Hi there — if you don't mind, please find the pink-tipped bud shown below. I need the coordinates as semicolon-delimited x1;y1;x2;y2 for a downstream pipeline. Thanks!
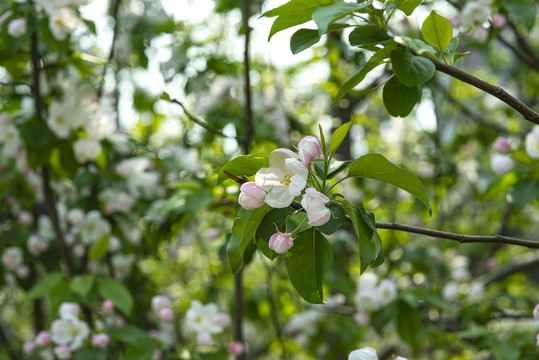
35;331;51;347
269;233;294;254
228;341;246;356
8;18;26;38
105;203;115;214
492;14;506;29
151;295;171;313
533;304;539;321
492;137;510;153
238;182;266;210
301;187;331;226
54;345;72;359
23;341;37;355
215;313;231;328
354;311;370;327
298;136;322;166
92;333;110;348
159;308;174;323
197;332;213;347
102;299;114;314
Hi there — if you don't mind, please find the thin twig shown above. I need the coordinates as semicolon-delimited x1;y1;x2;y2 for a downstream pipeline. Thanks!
262;259;287;359
426;54;539;125
497;35;539;72
169;98;237;139
506;20;539;69
30;30;77;278
486;255;539;285
97;0;122;99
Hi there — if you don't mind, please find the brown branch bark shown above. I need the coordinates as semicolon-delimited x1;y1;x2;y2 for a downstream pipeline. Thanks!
30;30;77;278
98;0;122;99
427;55;539;125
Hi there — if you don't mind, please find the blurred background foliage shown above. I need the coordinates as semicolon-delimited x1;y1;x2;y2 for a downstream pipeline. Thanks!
0;0;538;359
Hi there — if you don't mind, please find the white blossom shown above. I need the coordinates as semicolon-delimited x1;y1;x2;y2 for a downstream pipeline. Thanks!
185;300;224;334
73;138;102;163
47;100;79;138
78;211;111;245
490;154;514;175
51;314;89;350
49;7;79;41
525;126;539;159
1;247;23;270
8;18;26;38
0;124;23;158
349;347;378;360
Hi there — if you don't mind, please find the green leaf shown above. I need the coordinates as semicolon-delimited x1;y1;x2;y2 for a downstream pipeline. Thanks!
227;206;268;274
483;172;518;201
217;153;269;185
421;10;452;54
403;38;439;57
329;121;352;154
316;203;345;235
348;25;392;47
382;75;422;117
26;272;64;301
334;43;395;105
109;325;152;344
290;29;321;54
312;0;374;35
285;228;333;304
70;275;95;299
347;153;431;214
443;37;458;57
261;0;335;40
390;47;435;86
255;207;296;260
319;124;327;155
397;300;422;349
96;277;134;316
504;0;536;31
89;236;109;262
491;341;521;360
396;0;422;16
512;180;539;209
72;348;107;360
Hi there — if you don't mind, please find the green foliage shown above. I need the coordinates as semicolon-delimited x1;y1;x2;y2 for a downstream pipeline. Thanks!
348;25;392;47
25;272;64;301
390;47;436;86
329;121;351;154
347;153;431;213
503;0;537;31
96;277;134;316
290;29;321;54
70;274;95;299
285;228;333;304
89;236;109;262
217;154;269;184
312;0;373;35
421;11;453;55
382;75;422;117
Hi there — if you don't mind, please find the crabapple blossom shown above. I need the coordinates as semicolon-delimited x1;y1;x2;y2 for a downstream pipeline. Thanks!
18;210;34;226
255;148;308;208
15;264;30;279
492;14;506;29
214;313;231;328
461;0;492;27
492;137;510;153
151;295;172;314
349;347;378;360
102;299;114;314
159;308;174;323
196;332;213;347
2;247;23;270
185;300;223;334
51;314;89;350
8;18;26;37
54;344;72;359
490;154;514;175
49;7;79;41
228;341;246;356
298;135;322;166
354;311;370;326
35;331;52;347
73;138;102;163
269;233;294;254
59;303;80;318
91;333;110;348
301;188;331;226
78;211;111;245
525;126;539;159
28;235;49;256
395;357;408;360
46;101;79;139
238;182;266;210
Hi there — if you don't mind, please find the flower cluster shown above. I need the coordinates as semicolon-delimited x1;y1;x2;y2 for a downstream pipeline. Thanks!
533;304;539;347
185;300;231;346
348;347;407;360
353;272;398;313
238;136;330;254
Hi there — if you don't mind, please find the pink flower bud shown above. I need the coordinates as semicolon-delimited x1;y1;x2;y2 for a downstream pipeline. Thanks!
23;341;37;355
533;304;539;321
492;137;510;153
269;233;294;254
238;182;266;210
159;308;174;323
197;332;213;347
228;341;246;356
206;228;219;240
92;333;110;348
215;313;231;328
102;299;114;314
395;357;408;360
490;154;514;175
15;265;30;279
301;188;331;226
151;295;171;313
354;311;370;326
73;243;86;258
105;203;115;214
492;14;506;29
298;136;322;166
18;211;34;226
54;345;72;359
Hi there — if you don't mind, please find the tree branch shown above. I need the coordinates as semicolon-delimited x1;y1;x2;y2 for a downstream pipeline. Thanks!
169;98;237;139
97;0;122;99
426;55;539;125
30;29;77;278
486;255;539;285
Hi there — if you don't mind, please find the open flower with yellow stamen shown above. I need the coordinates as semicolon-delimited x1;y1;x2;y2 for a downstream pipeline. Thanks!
255;148;308;208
